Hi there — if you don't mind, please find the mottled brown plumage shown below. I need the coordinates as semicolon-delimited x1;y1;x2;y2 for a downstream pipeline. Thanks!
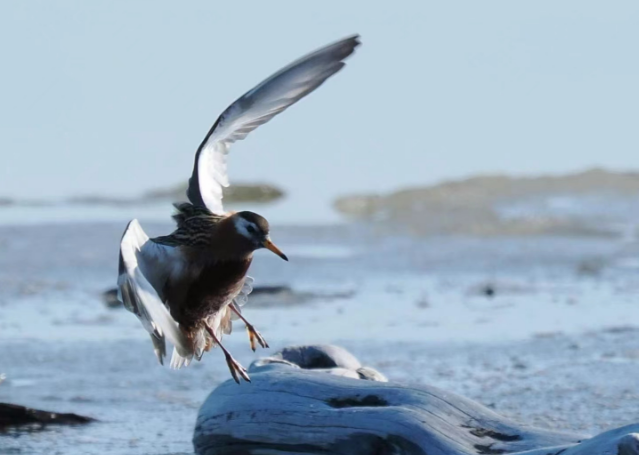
165;246;251;329
151;203;280;381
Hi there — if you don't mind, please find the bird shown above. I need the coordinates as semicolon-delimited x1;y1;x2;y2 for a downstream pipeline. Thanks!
117;35;360;383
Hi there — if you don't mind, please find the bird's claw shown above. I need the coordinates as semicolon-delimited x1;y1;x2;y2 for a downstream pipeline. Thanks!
246;324;269;351
225;353;251;384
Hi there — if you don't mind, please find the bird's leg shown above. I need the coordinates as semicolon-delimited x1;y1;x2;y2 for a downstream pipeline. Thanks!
230;303;269;351
204;323;250;384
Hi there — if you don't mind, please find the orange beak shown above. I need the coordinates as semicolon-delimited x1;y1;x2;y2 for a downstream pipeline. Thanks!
263;238;288;261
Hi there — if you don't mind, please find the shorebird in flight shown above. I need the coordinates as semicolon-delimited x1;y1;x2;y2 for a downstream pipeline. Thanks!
117;35;360;383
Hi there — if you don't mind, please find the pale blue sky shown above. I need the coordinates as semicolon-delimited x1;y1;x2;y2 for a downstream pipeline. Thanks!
0;1;637;211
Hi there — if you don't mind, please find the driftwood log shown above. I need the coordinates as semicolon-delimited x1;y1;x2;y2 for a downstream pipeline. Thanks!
194;345;638;455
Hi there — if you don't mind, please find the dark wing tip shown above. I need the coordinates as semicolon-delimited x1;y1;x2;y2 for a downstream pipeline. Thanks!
328;34;361;61
337;33;361;46
347;34;362;47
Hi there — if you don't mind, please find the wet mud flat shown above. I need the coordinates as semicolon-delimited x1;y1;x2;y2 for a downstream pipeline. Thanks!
0;222;637;454
0;328;637;455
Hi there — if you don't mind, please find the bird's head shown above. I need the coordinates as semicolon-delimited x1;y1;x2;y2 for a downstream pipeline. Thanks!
231;211;288;261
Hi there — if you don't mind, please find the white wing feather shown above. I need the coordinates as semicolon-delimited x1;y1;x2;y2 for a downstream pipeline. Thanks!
187;35;360;214
117;220;192;363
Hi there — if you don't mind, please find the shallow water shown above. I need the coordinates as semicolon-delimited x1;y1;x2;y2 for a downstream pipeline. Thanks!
0;221;637;454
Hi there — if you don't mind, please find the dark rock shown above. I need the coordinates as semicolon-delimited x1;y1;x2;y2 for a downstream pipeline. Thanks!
247;286;355;309
102;285;354;309
0;402;95;429
102;288;121;308
248;285;291;295
483;284;496;297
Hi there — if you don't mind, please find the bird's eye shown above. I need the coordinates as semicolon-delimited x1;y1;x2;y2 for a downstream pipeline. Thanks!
247;225;256;235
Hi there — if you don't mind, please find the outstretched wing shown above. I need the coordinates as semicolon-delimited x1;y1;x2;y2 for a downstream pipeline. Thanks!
187;34;361;214
117;219;192;364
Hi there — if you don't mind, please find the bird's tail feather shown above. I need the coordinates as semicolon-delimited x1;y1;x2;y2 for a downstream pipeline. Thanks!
170;348;192;369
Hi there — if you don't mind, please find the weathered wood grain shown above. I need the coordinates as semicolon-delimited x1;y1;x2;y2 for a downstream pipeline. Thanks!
193;345;638;455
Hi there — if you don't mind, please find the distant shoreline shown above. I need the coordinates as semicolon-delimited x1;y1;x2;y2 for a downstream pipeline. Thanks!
1;169;637;237
333;168;638;237
0;182;285;208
